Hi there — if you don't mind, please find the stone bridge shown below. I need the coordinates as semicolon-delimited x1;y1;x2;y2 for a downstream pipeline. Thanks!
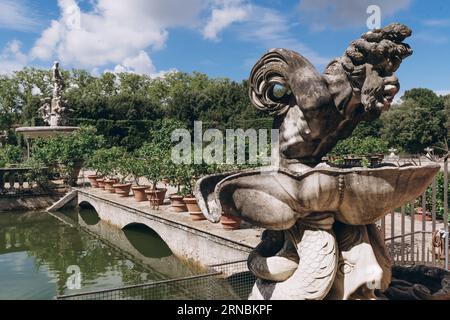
68;187;261;266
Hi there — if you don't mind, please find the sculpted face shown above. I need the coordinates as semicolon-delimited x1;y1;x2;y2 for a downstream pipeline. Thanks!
361;68;399;112
341;24;412;113
249;23;412;163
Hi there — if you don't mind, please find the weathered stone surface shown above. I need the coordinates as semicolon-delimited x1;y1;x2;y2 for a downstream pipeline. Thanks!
75;187;262;266
195;24;443;300
15;62;78;139
0;194;63;212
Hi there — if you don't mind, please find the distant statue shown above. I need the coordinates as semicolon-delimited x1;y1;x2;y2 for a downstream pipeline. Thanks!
52;61;65;99
39;61;70;126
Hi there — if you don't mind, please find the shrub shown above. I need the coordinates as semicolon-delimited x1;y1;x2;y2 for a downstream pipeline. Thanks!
330;136;389;156
0;145;23;166
33;125;104;185
137;142;171;190
86;147;125;179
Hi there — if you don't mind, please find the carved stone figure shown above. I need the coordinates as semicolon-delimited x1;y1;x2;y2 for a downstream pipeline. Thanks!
38;98;51;125
38;61;69;126
195;24;441;300
52;61;65;99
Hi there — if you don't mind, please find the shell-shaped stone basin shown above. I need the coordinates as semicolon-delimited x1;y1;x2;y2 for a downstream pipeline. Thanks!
195;163;440;229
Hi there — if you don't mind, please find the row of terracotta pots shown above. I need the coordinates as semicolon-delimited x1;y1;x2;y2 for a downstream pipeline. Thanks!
87;174;241;230
178;197;242;229
89;175;167;204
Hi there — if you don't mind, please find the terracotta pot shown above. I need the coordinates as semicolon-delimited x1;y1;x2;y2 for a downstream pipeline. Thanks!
68;161;84;186
169;194;187;212
96;178;105;189
183;196;205;221
415;208;432;221
88;175;99;187
104;179;118;193
131;185;150;202
113;183;132;197
145;188;167;206
220;214;241;230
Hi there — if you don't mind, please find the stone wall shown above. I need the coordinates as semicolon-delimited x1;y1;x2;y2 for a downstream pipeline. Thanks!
0;193;64;212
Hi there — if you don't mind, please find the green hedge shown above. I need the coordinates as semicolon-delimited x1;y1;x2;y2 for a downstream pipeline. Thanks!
68;118;156;150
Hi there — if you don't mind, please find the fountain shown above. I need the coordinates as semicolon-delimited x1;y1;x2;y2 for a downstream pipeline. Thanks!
195;24;449;300
15;62;79;149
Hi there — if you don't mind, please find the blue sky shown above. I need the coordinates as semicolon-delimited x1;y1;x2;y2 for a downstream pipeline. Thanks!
0;0;449;96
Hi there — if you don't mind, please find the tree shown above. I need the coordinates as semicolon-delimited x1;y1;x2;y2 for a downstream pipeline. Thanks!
381;89;446;154
444;94;450;139
331;136;389;156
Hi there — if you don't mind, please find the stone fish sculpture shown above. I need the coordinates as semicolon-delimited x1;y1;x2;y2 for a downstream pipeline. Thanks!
195;24;442;300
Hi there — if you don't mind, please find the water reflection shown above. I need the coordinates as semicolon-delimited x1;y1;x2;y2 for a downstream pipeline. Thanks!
78;207;100;226
0;208;203;300
123;224;172;259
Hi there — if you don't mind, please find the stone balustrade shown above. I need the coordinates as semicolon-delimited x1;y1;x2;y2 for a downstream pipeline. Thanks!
0;167;49;194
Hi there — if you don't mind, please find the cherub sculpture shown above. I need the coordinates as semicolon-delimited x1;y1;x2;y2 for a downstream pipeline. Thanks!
195;24;440;300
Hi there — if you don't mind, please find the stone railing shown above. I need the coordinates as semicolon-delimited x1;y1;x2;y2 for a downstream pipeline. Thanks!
0;167;49;195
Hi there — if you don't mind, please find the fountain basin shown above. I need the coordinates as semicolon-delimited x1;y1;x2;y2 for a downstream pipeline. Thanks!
195;163;440;229
15;126;79;139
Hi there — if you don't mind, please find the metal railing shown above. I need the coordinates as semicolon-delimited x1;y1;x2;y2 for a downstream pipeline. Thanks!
56;260;255;300
379;157;449;270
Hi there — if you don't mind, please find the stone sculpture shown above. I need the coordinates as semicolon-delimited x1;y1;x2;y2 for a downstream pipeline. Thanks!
39;61;70;126
195;24;442;300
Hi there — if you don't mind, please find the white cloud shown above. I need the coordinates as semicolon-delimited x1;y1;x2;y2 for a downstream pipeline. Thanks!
203;2;249;40
30;0;205;74
435;90;450;97
0;0;40;31
31;85;42;96
5;0;330;76
201;1;329;66
237;5;330;66
0;40;28;74
110;51;156;75
298;0;412;31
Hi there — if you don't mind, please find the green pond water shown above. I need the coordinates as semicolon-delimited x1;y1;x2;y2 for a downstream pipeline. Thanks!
0;207;206;300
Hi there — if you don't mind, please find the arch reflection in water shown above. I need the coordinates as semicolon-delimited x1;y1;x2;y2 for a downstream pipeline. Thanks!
123;224;172;259
78;204;100;226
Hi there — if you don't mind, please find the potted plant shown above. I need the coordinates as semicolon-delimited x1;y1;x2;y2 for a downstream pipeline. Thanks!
126;156;150;202
138;142;168;207
165;163;188;212
415;207;432;221
181;162;211;221
113;153;133;197
33;125;105;187
88;147;123;193
85;150;104;188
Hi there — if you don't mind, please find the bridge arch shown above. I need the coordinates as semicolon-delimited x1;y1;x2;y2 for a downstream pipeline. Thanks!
75;190;252;264
122;223;172;258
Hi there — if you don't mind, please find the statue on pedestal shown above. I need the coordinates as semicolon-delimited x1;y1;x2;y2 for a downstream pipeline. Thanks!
39;61;70;126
